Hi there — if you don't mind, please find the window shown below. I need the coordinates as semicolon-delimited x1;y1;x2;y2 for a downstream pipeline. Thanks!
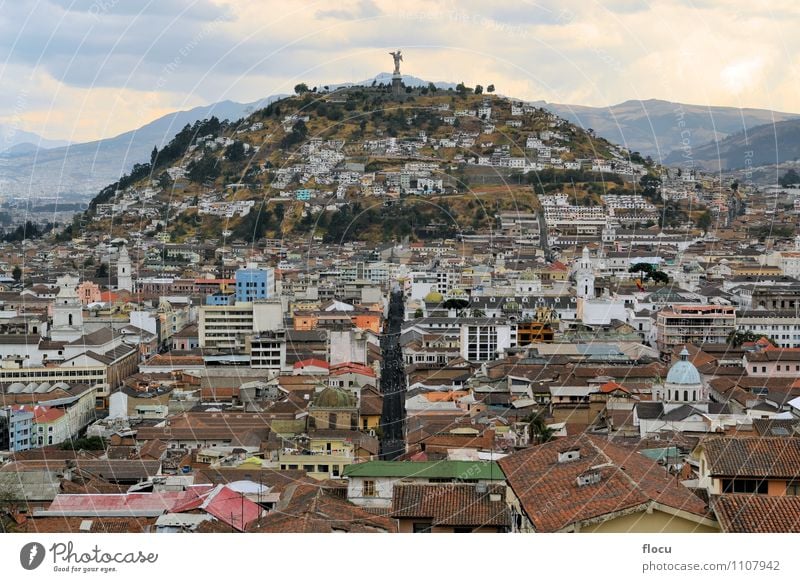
721;479;768;494
363;480;376;497
303;464;315;473
412;522;432;533
787;482;800;496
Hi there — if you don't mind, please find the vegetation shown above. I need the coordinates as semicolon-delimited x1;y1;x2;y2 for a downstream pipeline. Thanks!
727;330;775;348
780;169;800;188
525;411;555;445
628;262;669;284
60;436;107;451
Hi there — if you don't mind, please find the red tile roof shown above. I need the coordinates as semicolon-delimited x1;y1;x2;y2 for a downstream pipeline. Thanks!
253;484;397;533
714;495;800;533
698;436;800;479
330;362;375;377
15;405;65;423
391;484;510;528
293;358;329;370
499;434;710;532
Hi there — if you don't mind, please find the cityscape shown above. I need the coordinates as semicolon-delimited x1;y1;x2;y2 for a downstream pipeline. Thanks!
1;2;800;551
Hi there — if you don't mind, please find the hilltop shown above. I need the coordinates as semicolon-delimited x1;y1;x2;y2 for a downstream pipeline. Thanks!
70;84;655;245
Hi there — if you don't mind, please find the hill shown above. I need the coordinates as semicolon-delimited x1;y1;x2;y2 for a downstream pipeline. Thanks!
534;98;798;161
73;85;656;245
663;118;800;171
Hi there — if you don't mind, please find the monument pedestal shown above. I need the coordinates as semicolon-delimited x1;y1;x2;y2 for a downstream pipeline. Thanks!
391;74;402;96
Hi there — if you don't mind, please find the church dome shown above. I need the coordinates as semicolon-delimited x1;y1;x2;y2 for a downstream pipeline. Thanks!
314;386;356;408
424;291;444;303
666;347;701;385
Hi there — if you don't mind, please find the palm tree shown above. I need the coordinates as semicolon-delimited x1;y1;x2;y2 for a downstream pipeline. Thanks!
525;411;555;445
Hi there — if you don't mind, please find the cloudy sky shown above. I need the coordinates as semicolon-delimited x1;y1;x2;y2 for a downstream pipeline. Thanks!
2;0;798;142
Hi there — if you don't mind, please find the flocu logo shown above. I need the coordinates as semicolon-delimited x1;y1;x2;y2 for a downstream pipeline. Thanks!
20;542;46;570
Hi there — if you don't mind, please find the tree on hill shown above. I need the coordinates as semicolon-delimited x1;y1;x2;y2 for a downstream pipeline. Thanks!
697;210;712;234
455;82;468;96
294;83;309;95
780;169;800;188
474;84;483;95
639;174;662;201
187;154;220;183
225;140;246;162
487;84;495;93
280;119;308;148
11;265;21;282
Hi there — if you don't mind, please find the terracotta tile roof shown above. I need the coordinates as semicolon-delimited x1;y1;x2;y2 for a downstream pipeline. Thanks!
698;436;800;478
14;404;65;423
499;434;710;532
293;358;329;370
391;483;510;528
21;516;156;533
714;495;800;533
253;484;397;533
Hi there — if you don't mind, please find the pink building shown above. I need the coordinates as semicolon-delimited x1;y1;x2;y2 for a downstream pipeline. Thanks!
77;280;102;305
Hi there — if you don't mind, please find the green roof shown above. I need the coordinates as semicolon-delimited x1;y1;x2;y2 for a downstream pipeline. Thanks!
342;460;504;480
638;446;680;462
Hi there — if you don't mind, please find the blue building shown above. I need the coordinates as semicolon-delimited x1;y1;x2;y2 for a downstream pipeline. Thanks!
206;293;235;306
1;407;33;452
235;264;275;303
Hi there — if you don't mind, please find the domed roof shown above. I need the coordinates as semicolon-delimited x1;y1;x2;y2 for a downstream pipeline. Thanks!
314;386;356;408
424;290;444;303
666;347;701;385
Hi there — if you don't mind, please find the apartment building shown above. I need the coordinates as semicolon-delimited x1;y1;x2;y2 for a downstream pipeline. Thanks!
656;304;736;354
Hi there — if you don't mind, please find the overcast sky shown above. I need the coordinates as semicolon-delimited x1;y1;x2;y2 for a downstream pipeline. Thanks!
2;0;798;142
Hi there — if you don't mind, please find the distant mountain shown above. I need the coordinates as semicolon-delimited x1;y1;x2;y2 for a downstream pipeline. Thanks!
0;125;70;152
532;98;799;161
0;98;281;201
663;118;800;171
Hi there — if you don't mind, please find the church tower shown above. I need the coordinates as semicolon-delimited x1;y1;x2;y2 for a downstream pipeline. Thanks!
575;246;595;300
117;245;133;292
51;275;84;342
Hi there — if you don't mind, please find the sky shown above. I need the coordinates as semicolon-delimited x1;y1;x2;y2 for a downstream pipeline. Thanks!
1;0;799;143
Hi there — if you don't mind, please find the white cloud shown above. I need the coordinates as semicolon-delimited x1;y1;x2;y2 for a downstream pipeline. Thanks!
0;0;798;141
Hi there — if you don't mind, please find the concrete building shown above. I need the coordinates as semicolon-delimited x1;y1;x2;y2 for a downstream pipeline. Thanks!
235;263;275;303
655;304;736;355
0;406;33;452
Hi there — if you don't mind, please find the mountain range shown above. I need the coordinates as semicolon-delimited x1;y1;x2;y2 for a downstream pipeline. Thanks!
532;99;799;163
662;117;800;171
0;125;71;153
